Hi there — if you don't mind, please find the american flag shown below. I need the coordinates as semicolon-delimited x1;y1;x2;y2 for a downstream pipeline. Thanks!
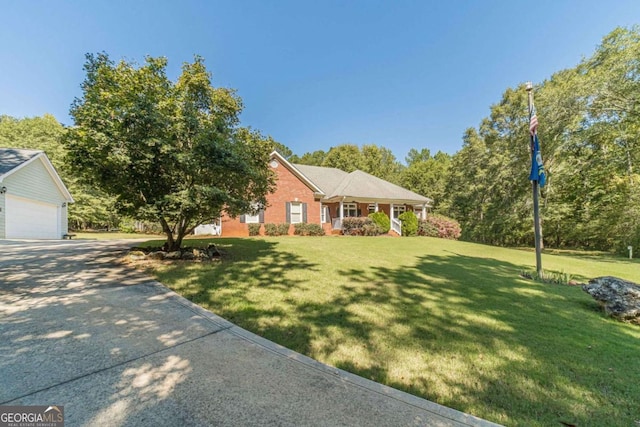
528;101;546;187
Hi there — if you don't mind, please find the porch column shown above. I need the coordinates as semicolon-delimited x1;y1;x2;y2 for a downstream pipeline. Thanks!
375;202;379;212
340;200;344;221
422;204;426;220
390;203;394;220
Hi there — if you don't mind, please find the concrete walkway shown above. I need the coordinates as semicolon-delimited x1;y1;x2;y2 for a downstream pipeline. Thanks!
0;240;501;426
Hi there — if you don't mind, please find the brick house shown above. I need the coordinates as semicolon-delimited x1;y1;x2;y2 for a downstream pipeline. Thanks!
201;151;432;237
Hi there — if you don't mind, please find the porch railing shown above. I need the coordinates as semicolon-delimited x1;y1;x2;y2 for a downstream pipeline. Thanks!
391;218;402;236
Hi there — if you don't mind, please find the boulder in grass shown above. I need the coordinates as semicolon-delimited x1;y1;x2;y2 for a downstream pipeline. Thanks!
148;251;166;260
128;250;147;261
165;251;182;260
582;276;640;324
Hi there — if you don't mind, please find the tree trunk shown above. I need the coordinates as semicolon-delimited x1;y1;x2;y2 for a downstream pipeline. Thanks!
159;217;178;252
162;216;195;252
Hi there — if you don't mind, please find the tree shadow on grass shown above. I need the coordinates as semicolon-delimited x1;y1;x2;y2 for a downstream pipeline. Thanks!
153;238;321;354
310;252;640;426
151;238;640;425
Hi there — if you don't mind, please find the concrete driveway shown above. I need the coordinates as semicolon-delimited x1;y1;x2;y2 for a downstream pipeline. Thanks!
0;240;500;426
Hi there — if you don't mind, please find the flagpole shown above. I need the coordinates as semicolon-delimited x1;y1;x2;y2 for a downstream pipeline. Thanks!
526;82;543;276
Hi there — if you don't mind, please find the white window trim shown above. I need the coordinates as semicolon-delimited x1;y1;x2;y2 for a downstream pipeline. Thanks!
290;202;303;224
245;213;260;223
393;205;406;218
344;202;358;218
244;202;262;223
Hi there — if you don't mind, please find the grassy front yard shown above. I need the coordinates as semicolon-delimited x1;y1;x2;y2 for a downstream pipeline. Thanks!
140;236;640;426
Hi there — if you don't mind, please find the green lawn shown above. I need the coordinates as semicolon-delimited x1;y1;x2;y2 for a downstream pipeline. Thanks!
140;236;640;426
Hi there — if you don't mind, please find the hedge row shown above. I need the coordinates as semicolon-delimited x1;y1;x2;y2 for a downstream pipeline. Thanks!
248;223;325;236
245;213;461;240
265;223;291;236
293;223;325;236
341;217;385;236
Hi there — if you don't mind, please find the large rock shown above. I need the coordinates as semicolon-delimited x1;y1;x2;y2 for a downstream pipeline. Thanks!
582;276;640;324
148;251;166;260
165;251;182;260
127;250;147;261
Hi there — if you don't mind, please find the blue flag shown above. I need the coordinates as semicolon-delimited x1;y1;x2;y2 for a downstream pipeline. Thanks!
529;134;546;187
529;109;546;187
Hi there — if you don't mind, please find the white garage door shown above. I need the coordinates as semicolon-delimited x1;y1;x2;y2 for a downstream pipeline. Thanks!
6;195;60;239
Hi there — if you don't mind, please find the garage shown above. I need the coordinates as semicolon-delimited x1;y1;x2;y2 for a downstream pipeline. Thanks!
1;148;73;240
6;195;60;239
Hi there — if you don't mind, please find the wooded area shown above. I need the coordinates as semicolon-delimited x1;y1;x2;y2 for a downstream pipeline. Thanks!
1;27;638;253
288;27;640;254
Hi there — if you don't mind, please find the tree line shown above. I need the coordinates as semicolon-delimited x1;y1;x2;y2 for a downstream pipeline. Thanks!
279;27;640;254
1;26;637;253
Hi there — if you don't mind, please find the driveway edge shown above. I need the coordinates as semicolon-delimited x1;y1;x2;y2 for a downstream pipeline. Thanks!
145;279;503;427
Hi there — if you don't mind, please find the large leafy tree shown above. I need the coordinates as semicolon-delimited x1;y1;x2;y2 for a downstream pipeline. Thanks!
0;114;66;163
442;26;640;253
443;128;491;242
360;144;403;183
318;143;403;183
400;149;451;211
575;27;640;252
321;144;364;172
65;53;275;250
289;149;327;166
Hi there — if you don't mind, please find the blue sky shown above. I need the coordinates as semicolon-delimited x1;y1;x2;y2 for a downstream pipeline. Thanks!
2;1;639;162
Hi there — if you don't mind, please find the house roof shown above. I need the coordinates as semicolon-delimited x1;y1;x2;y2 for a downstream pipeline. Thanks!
291;161;432;206
0;148;41;176
0;147;74;202
291;164;348;195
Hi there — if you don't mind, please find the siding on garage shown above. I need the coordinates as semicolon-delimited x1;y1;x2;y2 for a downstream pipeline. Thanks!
2;158;69;238
3;159;67;204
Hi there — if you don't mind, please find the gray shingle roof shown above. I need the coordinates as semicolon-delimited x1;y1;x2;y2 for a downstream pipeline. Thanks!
0;148;42;177
293;164;348;195
293;163;432;205
329;170;431;203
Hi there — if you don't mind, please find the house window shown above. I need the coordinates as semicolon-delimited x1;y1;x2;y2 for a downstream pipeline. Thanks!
321;205;330;223
289;202;303;224
393;205;406;219
343;202;358;217
245;213;260;223
240;203;263;224
368;204;377;214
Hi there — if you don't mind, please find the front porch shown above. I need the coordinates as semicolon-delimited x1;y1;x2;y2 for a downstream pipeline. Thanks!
321;200;429;236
